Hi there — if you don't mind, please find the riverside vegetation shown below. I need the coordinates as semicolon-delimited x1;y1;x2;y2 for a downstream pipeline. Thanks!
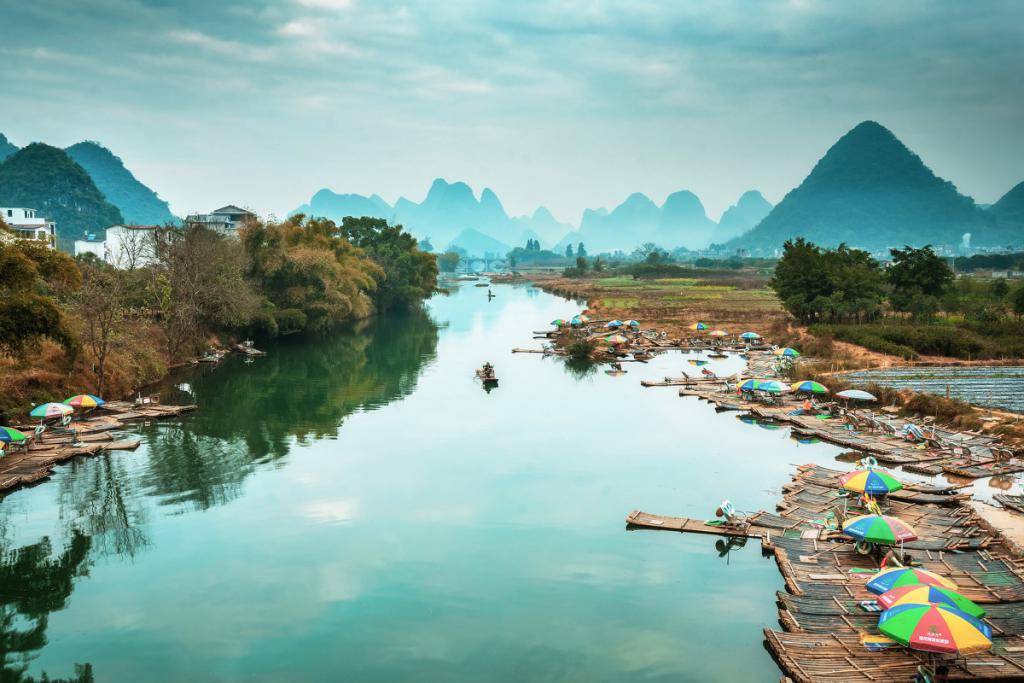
0;215;437;419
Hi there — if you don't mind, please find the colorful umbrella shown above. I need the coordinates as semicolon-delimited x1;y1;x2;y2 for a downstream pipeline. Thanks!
840;468;903;495
688;359;710;366
790;380;829;394
64;394;105;409
570;315;583;327
739;332;761;340
739;379;762;391
0;426;27;444
551;318;566;327
627;320;640;329
688;322;708;331
774;347;800;357
837;389;877;402
708;329;728;337
605;320;623;329
29;403;74;419
756;380;788;394
867;567;958;595
605;333;628;345
841;514;917;545
878;602;991;654
878;584;985;619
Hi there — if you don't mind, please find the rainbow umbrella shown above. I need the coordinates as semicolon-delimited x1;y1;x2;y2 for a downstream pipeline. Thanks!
775;347;801;357
756;380;788;394
840;468;903;495
739;332;761;340
688;359;709;366
708;329;728;337
64;394;105;409
867;567;958;595
739;379;762;391
605;333;628;345
29;403;74;419
688;322;708;331
790;380;829;394
605;320;623;329
0;426;27;444
878;603;991;655
878;584;985;619
842;514;917;545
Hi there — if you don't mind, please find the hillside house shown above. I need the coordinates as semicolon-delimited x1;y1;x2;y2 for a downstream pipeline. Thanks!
1;207;56;248
185;205;255;236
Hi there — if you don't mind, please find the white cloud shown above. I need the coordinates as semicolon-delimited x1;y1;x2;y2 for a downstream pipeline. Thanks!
295;0;354;9
279;19;320;37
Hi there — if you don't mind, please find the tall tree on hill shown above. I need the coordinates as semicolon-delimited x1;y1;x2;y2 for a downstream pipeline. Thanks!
565;244;574;258
338;216;437;311
887;245;954;319
76;264;127;395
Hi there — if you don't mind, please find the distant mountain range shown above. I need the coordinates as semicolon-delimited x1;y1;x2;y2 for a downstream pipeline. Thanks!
0;134;178;245
727;121;1022;252
293;180;770;256
0;143;123;247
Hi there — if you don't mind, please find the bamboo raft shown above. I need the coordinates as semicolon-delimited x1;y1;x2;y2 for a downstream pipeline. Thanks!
0;400;194;495
996;495;1024;515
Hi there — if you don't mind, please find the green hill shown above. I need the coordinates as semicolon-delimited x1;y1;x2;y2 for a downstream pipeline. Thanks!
65;140;177;225
0;143;123;248
729;121;1000;253
989;181;1024;231
0;133;17;162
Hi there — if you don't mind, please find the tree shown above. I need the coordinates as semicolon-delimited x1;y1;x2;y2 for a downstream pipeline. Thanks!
1012;283;1024;319
417;237;434;253
565;244;574;258
437;251;460;273
339;217;437;311
593;256;605;272
888;245;954;318
992;279;1010;300
75;264;127;395
575;256;588;272
0;243;77;357
577;242;587;257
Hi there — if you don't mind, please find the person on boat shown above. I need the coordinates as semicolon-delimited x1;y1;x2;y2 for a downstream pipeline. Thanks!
481;362;494;379
610;362;623;371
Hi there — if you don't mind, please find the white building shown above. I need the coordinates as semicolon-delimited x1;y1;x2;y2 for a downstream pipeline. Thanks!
185;205;255;236
1;207;56;248
72;224;159;269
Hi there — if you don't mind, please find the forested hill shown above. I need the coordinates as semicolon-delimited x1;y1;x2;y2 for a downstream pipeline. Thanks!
0;133;17;162
65;141;177;225
728;121;1001;252
0;143;123;246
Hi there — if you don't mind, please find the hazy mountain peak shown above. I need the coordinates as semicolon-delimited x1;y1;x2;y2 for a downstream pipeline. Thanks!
715;189;772;243
990;181;1024;227
65;140;177;225
0;133;18;162
532;206;555;221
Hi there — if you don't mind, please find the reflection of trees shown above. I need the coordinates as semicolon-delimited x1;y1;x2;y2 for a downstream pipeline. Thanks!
142;307;439;512
562;357;599;379
57;454;150;561
0;533;94;683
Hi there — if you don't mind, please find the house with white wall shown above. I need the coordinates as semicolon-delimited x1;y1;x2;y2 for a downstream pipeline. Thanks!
1;207;56;248
72;224;159;268
185;205;255;236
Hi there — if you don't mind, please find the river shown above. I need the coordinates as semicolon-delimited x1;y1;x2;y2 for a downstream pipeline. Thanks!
2;281;859;682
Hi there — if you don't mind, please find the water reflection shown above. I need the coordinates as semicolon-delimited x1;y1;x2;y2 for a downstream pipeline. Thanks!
140;307;439;512
0;532;93;682
57;455;149;559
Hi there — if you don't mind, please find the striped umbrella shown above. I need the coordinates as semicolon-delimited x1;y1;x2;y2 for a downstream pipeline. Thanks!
0;426;27;444
841;514;917;545
774;347;801;357
64;394;105;409
688;322;708;331
840;468;903;495
739;332;761;340
867;567;958;595
605;333;628;345
29;403;74;419
739;379;762;391
878;584;985;619
756;380;788;394
878;603;992;654
790;380;829;394
708;329;728;337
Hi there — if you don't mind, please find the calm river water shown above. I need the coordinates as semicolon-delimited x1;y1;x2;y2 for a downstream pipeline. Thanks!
3;282;860;682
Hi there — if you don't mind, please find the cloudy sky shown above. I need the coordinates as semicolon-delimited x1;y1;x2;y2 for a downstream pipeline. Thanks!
1;0;1021;223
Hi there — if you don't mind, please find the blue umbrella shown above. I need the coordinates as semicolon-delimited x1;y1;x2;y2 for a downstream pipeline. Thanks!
740;332;761;340
837;389;877;402
605;320;623;329
627;320;640;329
739;379;762;391
757;380;788;394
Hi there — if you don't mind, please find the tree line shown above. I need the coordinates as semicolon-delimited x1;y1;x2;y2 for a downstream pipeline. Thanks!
0;215;437;409
771;238;1024;324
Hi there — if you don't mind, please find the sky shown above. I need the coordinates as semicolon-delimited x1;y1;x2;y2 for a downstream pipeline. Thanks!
1;0;1022;225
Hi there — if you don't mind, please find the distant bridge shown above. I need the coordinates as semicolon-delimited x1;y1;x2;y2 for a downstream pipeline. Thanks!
458;258;508;273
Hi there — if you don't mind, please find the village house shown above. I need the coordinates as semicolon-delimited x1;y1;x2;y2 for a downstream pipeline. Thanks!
1;207;56;248
73;224;159;268
184;205;256;236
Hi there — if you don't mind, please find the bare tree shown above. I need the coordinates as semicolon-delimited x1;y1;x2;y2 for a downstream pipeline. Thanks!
77;266;127;395
114;226;155;271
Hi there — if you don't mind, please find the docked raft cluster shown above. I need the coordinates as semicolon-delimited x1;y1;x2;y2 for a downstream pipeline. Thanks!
629;462;1024;681
0;395;195;494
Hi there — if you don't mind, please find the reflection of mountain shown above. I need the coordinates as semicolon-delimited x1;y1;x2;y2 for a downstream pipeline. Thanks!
141;307;439;511
0;532;94;682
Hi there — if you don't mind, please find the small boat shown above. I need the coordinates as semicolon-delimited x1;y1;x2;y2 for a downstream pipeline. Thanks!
708;352;729;359
474;283;490;287
475;368;499;386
